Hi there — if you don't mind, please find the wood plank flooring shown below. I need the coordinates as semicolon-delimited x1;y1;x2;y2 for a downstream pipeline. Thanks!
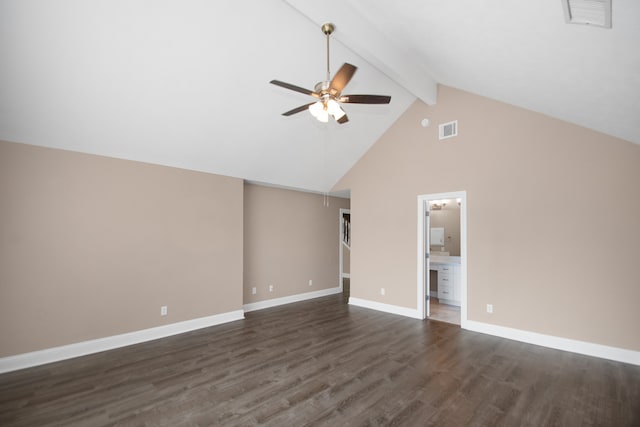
429;298;461;325
1;295;639;426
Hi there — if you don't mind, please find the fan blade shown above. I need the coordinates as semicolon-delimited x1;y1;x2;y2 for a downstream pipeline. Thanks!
339;94;391;104
329;63;357;94
282;102;315;116
270;80;320;98
337;113;349;124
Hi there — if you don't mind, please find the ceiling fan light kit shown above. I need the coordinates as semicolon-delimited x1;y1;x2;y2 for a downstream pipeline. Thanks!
270;22;391;124
309;101;329;122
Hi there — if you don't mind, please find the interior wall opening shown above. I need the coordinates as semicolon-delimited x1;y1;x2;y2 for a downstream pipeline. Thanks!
427;198;462;325
417;192;467;327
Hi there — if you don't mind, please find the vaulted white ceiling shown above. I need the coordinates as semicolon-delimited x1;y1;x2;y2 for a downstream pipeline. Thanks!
1;1;638;194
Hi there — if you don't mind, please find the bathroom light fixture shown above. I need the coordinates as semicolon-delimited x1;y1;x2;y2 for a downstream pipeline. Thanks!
430;199;448;210
430;199;461;210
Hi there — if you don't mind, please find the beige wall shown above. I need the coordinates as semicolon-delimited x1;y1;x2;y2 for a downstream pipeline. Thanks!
0;140;244;357
334;85;640;352
243;183;349;304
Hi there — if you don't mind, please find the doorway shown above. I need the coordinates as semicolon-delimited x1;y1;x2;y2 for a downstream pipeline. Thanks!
339;208;350;302
417;192;467;327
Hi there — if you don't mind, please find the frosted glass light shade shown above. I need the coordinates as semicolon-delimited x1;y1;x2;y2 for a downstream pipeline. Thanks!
326;99;346;120
309;101;329;122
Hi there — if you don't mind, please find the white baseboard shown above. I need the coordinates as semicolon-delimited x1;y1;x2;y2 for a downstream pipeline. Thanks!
243;286;342;313
0;309;245;374
349;297;422;319
347;298;640;366
464;320;640;366
5;298;636;376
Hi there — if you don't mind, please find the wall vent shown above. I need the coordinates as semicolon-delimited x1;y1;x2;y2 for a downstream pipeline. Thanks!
562;0;612;28
438;120;458;140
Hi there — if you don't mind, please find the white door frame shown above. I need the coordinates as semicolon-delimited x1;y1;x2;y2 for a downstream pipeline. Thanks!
423;199;431;318
339;208;350;292
417;191;468;327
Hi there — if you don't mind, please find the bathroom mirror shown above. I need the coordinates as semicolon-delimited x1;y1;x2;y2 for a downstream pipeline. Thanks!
430;227;445;246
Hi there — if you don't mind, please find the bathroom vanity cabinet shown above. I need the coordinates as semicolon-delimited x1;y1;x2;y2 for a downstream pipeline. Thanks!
430;257;461;306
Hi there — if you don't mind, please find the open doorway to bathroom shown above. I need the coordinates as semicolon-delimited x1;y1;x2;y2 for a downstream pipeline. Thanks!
428;198;462;324
417;192;467;326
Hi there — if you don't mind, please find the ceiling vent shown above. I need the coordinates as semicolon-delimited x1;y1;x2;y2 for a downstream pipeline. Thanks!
562;0;612;28
438;121;458;140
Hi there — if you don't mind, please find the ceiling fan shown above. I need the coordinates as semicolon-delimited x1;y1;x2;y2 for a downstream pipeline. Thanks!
270;23;391;124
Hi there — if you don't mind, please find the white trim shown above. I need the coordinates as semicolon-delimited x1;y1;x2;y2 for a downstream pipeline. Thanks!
339;208;350;292
341;273;351;279
422;198;430;318
465;320;640;366
349;297;422;320
0;310;245;374
347;298;640;366
243;286;342;313
417;191;467;327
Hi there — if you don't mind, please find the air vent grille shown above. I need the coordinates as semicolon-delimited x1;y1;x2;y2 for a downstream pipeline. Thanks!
438;120;458;140
562;0;612;28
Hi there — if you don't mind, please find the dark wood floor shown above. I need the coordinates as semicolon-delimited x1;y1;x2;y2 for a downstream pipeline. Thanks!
429;297;461;325
1;295;639;426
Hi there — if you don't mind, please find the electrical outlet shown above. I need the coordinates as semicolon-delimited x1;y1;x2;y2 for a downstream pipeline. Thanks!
252;287;257;295
486;304;493;314
308;279;313;287
380;288;385;296
161;306;168;316
269;285;274;292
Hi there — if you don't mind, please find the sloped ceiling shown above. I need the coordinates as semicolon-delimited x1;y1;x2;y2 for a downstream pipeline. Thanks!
1;1;638;195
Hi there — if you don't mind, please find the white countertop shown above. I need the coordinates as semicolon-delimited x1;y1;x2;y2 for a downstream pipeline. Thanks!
430;255;461;265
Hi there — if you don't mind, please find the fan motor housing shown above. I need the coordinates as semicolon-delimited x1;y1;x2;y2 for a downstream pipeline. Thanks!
314;81;330;94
